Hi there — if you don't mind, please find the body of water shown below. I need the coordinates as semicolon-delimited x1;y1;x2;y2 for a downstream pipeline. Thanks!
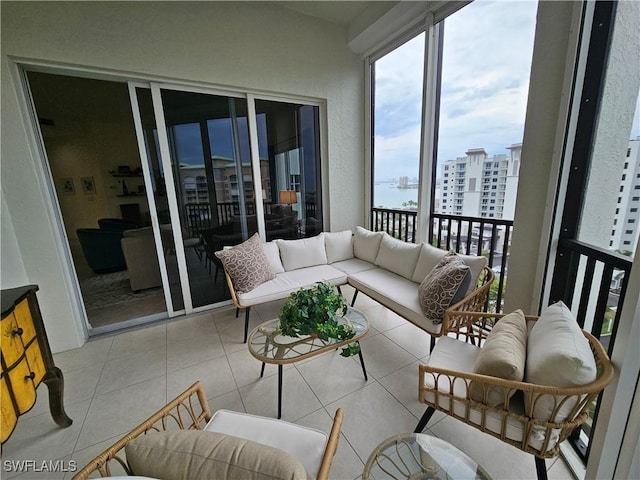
373;182;419;209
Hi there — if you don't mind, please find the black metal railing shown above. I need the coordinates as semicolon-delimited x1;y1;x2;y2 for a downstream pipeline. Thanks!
371;208;513;312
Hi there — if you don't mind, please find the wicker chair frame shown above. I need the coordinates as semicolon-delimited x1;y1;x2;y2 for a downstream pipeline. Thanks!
73;381;344;480
415;312;614;480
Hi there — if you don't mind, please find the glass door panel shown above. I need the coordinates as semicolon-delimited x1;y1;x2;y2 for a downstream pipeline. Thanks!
158;89;256;309
134;87;184;311
254;100;323;240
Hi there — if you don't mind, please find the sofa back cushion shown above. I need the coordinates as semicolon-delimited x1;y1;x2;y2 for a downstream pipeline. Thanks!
277;233;327;271
261;242;285;274
324;230;354;263
125;430;307;480
374;233;422;279
525;301;597;422
412;244;487;294
353;226;384;263
411;242;448;283
469;309;527;406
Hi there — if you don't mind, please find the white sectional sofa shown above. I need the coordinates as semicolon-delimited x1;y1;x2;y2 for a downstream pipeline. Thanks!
221;226;494;347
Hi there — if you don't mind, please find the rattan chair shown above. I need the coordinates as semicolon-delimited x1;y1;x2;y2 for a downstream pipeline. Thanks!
73;381;343;480
414;312;614;480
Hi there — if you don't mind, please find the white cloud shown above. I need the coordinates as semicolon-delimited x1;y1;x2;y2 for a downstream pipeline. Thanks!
373;0;537;179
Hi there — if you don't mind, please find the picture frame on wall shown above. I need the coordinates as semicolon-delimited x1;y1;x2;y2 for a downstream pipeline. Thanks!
61;178;75;195
81;176;96;194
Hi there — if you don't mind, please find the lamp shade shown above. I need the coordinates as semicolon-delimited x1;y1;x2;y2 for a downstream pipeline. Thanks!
278;190;297;205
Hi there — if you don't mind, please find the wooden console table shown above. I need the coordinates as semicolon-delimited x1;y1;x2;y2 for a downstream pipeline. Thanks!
1;285;72;443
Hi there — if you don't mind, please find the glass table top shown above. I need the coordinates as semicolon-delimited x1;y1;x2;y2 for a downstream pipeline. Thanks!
247;307;369;364
363;433;492;480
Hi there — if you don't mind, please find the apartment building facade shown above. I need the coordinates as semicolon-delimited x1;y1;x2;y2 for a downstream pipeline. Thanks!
610;137;640;253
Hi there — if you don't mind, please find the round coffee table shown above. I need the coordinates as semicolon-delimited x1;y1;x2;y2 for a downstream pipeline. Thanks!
363;433;492;480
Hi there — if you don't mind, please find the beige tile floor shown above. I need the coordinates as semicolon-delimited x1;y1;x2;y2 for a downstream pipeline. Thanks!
2;285;576;479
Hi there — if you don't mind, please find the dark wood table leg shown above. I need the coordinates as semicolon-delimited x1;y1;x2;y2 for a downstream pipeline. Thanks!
42;367;72;427
277;364;283;419
357;342;368;381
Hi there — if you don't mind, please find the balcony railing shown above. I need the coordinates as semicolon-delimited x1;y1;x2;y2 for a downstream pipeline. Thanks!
371;208;512;312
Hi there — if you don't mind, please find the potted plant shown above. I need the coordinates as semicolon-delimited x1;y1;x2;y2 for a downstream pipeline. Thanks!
278;282;360;357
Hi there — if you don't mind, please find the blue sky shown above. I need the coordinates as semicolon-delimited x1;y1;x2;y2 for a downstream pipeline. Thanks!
374;0;538;182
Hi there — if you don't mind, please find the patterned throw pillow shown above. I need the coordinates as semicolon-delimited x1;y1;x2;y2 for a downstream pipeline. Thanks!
215;233;275;293
418;252;471;322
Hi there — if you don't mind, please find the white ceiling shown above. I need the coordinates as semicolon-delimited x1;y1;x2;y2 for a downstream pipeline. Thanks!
274;1;394;26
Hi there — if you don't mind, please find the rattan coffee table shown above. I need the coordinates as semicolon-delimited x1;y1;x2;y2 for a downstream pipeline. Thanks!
247;306;369;418
363;433;492;480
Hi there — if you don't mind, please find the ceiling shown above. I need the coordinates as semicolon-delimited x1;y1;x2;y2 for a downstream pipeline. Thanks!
274;1;394;26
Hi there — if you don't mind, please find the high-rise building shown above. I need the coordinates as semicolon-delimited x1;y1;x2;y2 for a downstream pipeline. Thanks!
609;137;640;253
439;144;521;220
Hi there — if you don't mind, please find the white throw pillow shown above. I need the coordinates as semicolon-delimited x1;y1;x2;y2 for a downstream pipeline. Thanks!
353;226;383;263
525;301;597;422
277;234;327;271
411;243;448;283
374;233;422;279
324;230;354;264
261;241;285;274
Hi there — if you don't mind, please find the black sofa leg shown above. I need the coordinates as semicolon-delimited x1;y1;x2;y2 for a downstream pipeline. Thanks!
430;336;436;353
337;285;342;295
414;406;435;433
534;457;548;480
243;307;251;343
351;290;359;307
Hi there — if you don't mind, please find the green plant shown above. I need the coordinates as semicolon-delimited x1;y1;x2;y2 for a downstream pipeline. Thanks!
278;282;358;357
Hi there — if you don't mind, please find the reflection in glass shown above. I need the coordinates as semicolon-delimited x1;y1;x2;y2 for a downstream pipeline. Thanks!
254;100;323;240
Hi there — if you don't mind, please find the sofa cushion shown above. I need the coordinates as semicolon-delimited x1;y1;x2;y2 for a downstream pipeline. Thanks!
324;230;354;263
277;234;327;271
330;258;378;275
125;430;306;480
214;233;275;293
237;265;347;306
411;242;449;283
525;301;597;422
411;243;487;294
348;268;442;335
374;233;422;280
261;241;285;274
205;409;328;479
353;226;384;263
418;254;470;321
469;310;527;406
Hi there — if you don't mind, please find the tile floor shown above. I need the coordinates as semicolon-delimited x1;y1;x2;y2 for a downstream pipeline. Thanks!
2;285;576;479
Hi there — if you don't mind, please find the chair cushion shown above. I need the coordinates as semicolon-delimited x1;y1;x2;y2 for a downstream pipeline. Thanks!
353;226;384;263
525;301;597;422
277;233;327;271
262;241;285;274
374;233;422;279
324;230;354;263
469;310;527;406
125;430;306;480
418;253;470;321
205;409;327;479
215;233;275;293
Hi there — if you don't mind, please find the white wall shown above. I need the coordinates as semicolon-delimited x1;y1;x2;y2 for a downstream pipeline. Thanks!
0;190;28;287
1;1;365;352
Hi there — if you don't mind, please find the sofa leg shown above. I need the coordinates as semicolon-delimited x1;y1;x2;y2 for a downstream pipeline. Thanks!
430;336;436;353
337;285;342;295
243;308;251;343
235;307;239;318
414;406;435;433
351;290;359;307
534;457;548;480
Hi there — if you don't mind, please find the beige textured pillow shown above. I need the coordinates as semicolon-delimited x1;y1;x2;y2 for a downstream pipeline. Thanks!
418;253;470;322
215;233;275;293
125;430;307;480
468;310;527;406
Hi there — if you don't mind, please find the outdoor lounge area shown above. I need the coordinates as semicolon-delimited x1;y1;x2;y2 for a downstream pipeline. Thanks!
1;290;578;479
1;1;638;479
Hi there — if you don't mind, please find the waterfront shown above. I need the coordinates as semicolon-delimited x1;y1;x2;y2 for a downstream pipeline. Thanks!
373;182;419;209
